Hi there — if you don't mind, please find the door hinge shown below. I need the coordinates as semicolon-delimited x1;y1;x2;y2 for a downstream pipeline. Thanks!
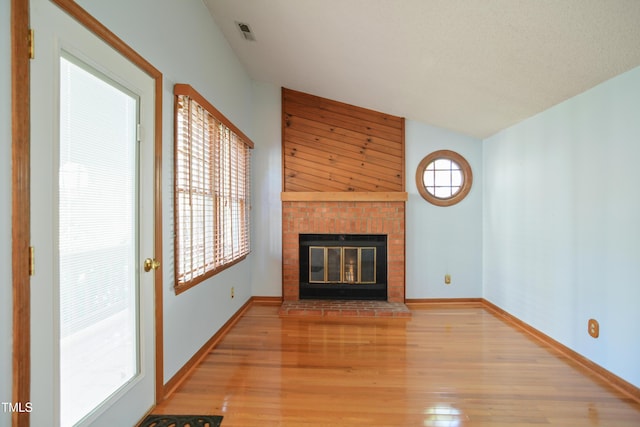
28;29;34;60
136;123;142;142
29;246;35;276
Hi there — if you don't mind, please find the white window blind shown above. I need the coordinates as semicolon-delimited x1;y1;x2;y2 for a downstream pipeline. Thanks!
59;55;138;426
174;84;253;292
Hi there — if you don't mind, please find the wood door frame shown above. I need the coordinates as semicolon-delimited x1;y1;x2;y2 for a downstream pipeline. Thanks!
11;1;164;425
11;0;31;425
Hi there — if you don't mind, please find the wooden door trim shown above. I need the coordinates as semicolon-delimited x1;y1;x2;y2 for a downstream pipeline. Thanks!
11;0;31;425
12;2;165;426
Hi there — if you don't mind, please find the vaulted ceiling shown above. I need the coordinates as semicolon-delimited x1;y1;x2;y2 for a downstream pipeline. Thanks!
203;0;640;139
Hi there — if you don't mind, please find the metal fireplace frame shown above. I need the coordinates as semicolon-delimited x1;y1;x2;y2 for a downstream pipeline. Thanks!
298;234;387;300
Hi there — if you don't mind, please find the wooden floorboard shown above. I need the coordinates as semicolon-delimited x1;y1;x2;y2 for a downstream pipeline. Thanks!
154;305;640;426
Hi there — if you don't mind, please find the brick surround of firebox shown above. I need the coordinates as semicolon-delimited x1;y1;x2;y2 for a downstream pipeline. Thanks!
282;200;405;302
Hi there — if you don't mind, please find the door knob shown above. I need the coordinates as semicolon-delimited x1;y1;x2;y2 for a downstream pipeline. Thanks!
143;258;161;272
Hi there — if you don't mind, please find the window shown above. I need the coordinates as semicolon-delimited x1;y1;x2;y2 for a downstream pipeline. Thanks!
415;150;472;206
174;84;253;293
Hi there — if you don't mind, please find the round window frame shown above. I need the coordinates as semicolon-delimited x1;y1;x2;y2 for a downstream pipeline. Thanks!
415;149;473;207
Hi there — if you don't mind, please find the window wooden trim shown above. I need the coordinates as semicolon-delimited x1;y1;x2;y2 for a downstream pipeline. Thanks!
173;84;253;294
415;149;473;206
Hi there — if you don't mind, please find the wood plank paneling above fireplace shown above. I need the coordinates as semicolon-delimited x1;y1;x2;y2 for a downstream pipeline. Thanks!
282;88;405;193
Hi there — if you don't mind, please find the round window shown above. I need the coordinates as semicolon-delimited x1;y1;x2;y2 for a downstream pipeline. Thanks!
416;150;472;206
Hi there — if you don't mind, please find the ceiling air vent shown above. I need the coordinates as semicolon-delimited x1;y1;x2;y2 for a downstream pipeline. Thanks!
236;21;256;41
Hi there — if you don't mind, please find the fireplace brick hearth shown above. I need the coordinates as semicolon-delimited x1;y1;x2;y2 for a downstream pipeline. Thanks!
278;299;411;317
282;200;405;302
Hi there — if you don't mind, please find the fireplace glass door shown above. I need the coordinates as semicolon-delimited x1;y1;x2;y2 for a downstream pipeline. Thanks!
299;234;387;300
309;247;376;284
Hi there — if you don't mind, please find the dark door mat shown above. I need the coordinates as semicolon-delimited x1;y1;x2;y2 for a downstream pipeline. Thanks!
139;414;223;427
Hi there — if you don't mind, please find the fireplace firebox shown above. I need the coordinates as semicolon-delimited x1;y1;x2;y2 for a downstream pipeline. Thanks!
299;234;387;300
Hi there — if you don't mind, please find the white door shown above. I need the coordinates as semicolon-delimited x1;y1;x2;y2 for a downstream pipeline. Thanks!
30;0;156;425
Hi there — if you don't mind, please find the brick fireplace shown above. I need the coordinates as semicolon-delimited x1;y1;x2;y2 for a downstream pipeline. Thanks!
282;199;405;303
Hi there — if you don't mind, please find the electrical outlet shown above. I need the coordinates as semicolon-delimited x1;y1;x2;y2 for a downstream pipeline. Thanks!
231;286;235;299
588;319;599;338
444;274;451;285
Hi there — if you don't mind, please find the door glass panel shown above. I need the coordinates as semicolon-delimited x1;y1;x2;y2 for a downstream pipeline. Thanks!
59;55;139;426
327;248;342;282
343;248;358;283
309;247;325;282
360;248;376;283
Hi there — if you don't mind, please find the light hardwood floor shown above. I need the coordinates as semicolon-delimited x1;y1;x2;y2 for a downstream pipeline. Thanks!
153;304;640;426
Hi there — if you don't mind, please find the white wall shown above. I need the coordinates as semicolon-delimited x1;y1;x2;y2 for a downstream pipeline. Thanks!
1;0;13;423
76;0;255;381
405;121;483;298
250;81;282;297
483;66;640;388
